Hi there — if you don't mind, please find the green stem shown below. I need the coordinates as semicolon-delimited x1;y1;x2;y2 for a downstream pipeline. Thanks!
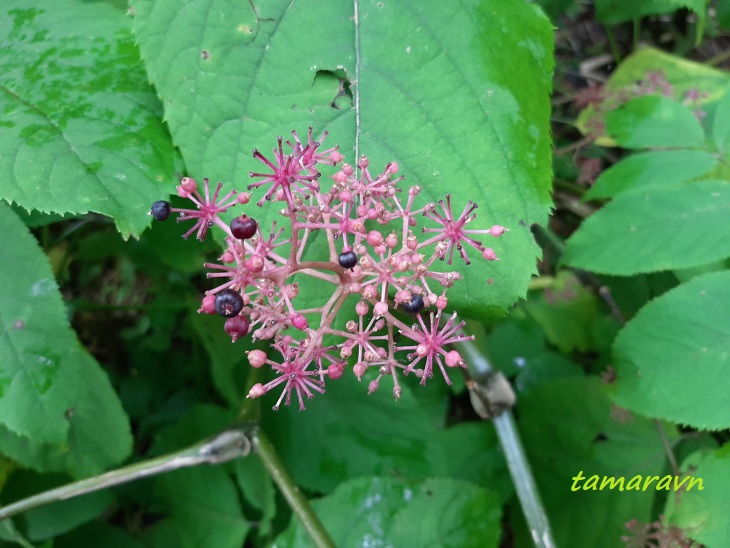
253;431;335;548
460;338;555;548
0;428;253;521
605;25;622;64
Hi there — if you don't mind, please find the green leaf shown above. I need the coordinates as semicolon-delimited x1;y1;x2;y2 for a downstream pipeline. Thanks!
0;0;178;238
151;404;250;548
523;272;606;354
563;180;730;275
576;48;730;144
276;477;501;548
518;376;677;547
595;0;706;38
189;313;248;408
610;271;730;430
712;83;730;153
0;201;131;476
664;444;730;546
263;372;507;495
605;95;705;149
131;0;554;315
0;350;132;477
156;467;250;548
231;457;276;537
584;149;718;200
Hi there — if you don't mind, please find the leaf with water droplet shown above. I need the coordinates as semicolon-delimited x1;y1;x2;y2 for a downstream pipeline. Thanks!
0;202;131;476
0;0;178;238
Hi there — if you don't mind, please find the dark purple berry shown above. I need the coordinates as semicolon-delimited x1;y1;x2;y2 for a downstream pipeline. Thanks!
224;315;250;342
402;294;425;314
150;200;171;221
230;216;258;239
215;289;244;318
338;250;358;269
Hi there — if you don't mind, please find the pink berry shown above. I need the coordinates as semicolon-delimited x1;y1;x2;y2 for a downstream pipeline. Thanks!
291;314;309;330
490;225;506;236
225;315;250;342
230;216;258;240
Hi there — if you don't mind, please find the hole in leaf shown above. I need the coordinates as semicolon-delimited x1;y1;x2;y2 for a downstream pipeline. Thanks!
313;69;353;110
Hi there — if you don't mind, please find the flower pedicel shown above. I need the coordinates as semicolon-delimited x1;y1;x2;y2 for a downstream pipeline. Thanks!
150;128;506;410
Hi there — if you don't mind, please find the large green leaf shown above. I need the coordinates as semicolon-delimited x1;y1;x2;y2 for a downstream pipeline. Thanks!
664;444;730;547
584;149;718;200
563;180;730;275
610;271;730;430
131;0;554;315
0;201;131;476
276;477;501;548
605;95;705;149
263;371;507;496
0;0;178;238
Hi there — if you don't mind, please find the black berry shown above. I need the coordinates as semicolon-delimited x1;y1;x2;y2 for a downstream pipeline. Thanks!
338;250;358;269
230;216;258;239
150;200;171;221
224;315;250;342
214;289;244;318
402;294;425;314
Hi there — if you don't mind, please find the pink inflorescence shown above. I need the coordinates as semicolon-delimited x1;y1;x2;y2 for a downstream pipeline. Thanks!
158;128;507;410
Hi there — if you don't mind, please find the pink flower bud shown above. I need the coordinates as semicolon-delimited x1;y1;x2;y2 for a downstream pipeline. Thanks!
374;301;389;317
445;350;465;368
199;294;216;314
291;314;308;330
489;225;506;236
180;177;197;194
362;285;377;299
367;230;383;246
358;156;369;169
385;232;398;248
367;208;378;220
367;379;379;394
356;301;369;316
247;383;266;398
387;162;399;174
237;192;251;204
436;295;448;310
246;255;265;272
482;248;498;261
330;150;344;164
394;290;410;304
339;189;352;202
406;234;418;250
357;204;368;217
247;349;267;368
353;361;367;379
342;163;354;176
221;251;235;264
327;363;344;379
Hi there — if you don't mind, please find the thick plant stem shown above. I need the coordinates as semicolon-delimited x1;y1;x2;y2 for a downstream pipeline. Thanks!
0;428;253;521
253;431;335;548
461;338;555;548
